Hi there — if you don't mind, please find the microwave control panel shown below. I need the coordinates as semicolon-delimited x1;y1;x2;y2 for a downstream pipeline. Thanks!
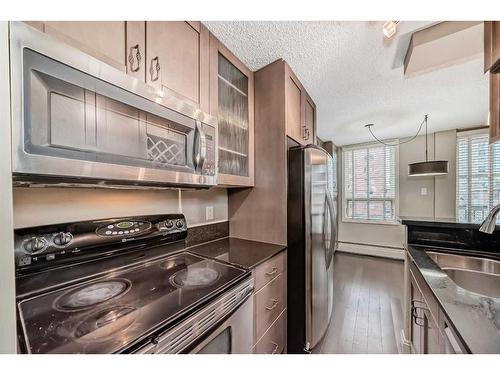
201;123;216;177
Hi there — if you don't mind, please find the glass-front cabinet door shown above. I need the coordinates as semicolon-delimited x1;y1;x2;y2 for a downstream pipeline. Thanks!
210;35;254;187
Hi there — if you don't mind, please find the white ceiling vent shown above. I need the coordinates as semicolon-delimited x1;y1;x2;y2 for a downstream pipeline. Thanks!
404;21;483;77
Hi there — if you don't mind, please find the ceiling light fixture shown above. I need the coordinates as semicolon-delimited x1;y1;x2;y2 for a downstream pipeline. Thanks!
383;21;400;39
365;114;449;177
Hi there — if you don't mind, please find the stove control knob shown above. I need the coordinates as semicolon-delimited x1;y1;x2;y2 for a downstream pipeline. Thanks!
53;232;73;246
166;220;174;229
175;219;184;229
23;237;47;254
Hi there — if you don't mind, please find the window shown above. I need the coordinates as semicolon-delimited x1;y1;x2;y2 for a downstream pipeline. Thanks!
456;130;500;222
342;143;397;223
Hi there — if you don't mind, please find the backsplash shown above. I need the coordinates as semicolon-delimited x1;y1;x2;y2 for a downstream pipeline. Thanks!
406;223;500;255
13;187;228;229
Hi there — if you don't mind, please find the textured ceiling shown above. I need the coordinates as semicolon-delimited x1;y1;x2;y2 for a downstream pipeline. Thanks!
203;21;488;146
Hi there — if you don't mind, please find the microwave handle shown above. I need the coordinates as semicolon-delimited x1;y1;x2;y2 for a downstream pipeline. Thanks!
194;121;207;172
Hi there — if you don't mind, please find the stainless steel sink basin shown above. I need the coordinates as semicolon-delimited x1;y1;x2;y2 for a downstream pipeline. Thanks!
426;251;500;298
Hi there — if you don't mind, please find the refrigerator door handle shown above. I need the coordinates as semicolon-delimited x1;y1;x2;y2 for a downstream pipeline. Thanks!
325;191;336;268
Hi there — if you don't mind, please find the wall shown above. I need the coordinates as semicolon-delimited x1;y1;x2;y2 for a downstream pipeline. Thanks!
13;187;228;229
338;129;457;250
0;21;17;354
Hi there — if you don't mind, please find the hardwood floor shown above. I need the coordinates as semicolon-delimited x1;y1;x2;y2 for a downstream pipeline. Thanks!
313;252;404;354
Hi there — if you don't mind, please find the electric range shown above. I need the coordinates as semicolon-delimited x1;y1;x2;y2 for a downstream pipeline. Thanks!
14;214;253;354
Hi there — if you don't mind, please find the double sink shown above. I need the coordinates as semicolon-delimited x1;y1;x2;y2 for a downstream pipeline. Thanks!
426;251;500;298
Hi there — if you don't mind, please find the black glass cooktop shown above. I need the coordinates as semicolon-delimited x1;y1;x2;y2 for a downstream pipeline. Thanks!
18;252;247;353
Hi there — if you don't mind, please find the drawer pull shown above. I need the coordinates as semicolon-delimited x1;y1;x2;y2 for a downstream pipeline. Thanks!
265;267;278;276
411;300;427;327
265;298;279;311
270;342;279;354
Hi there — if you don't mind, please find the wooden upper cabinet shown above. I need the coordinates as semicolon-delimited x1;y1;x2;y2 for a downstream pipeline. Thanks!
490;73;500;143
485;22;500;143
36;22;128;72
285;68;303;144
304;93;316;144
284;62;316;145
210;33;255;187
484;21;500;74
146;21;209;113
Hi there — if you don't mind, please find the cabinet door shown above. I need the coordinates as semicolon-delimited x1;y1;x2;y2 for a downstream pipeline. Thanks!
125;22;146;81
484;21;500;73
210;34;255;187
409;278;423;354
304;94;316;144
422;310;441;354
490;73;500;143
285;64;305;145
146;21;209;112
41;22;127;72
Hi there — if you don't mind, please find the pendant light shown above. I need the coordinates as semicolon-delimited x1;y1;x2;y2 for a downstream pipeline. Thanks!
408;115;448;177
365;114;449;177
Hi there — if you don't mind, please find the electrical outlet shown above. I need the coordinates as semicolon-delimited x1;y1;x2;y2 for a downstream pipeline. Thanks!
206;206;214;221
421;187;428;196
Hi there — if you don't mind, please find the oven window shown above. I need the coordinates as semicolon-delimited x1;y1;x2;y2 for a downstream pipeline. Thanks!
197;327;232;354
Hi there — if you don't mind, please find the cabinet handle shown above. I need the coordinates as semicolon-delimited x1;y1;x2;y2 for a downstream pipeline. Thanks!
302;127;310;140
150;56;161;82
128;44;141;73
270;342;279;354
265;298;279;311
265;267;278;276
411;300;427;327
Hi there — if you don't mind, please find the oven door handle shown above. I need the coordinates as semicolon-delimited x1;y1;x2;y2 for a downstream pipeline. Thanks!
193;121;207;173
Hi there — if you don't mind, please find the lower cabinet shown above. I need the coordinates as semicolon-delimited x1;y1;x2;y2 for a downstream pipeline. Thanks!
252;251;287;353
408;261;466;354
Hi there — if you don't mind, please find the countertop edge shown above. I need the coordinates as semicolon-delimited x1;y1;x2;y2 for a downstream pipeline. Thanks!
406;244;500;354
186;236;287;270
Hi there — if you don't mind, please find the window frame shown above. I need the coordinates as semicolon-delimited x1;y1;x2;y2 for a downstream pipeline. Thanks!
341;141;400;225
455;128;497;223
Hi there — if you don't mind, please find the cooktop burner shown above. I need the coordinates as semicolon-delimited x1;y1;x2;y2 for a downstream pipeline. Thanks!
170;266;220;288
73;306;137;342
55;279;131;311
18;252;247;353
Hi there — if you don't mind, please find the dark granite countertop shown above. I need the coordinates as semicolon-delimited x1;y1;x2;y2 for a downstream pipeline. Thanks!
399;216;479;229
187;237;286;270
406;244;500;354
398;216;500;230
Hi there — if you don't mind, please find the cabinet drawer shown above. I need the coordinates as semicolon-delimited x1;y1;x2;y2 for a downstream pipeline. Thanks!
254;273;285;340
254;310;285;354
254;252;285;291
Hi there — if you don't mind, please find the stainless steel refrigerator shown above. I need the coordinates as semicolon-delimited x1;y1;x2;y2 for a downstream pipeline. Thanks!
287;145;338;353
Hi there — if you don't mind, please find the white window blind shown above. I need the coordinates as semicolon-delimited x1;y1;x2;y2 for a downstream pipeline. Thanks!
456;131;500;222
343;144;396;222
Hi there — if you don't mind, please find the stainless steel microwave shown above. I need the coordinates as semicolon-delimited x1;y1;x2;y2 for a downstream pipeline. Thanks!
9;22;217;189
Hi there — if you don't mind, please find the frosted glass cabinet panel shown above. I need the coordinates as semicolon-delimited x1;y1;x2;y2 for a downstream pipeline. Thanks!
210;35;254;187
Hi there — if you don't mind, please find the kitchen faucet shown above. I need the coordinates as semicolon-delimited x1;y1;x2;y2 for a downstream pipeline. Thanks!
479;204;500;234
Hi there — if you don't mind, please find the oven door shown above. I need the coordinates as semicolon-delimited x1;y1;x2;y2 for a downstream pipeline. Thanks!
188;294;254;354
133;277;254;354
